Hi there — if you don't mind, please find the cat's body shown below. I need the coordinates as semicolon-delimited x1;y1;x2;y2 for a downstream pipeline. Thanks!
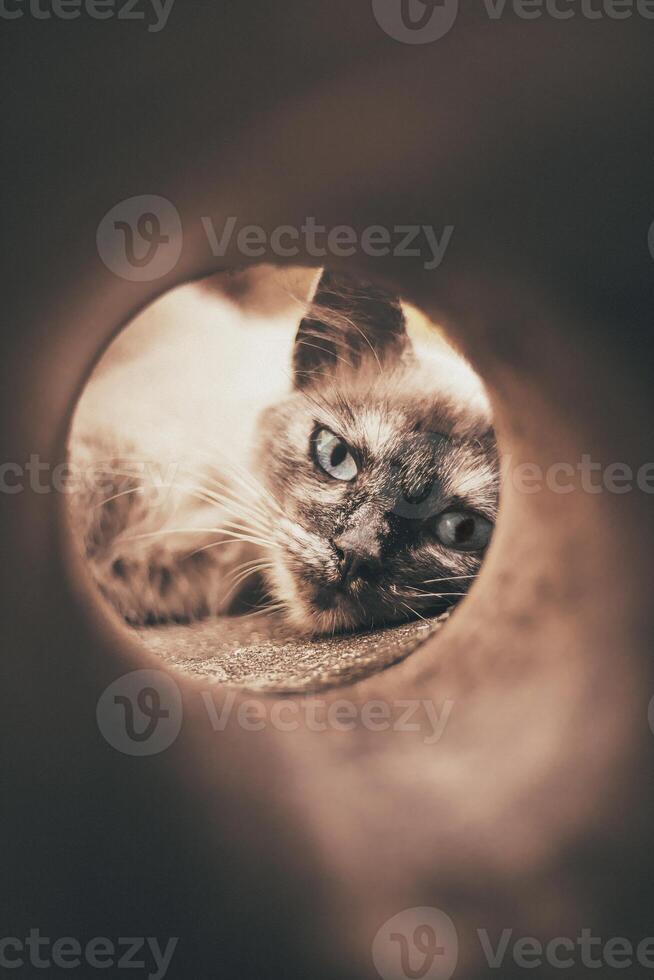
70;271;498;636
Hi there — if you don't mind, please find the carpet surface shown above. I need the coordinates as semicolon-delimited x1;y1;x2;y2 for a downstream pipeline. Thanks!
138;610;450;692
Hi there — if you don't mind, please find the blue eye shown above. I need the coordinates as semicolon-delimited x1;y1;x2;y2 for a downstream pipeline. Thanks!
314;428;358;482
435;510;493;552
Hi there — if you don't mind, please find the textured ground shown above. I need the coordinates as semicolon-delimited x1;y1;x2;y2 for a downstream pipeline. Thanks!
138;610;450;693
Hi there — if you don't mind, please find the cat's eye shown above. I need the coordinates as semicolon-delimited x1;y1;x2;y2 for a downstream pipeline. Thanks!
313;428;358;482
435;509;493;552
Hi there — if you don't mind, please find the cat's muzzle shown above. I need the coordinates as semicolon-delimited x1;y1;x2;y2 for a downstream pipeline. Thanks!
310;554;382;613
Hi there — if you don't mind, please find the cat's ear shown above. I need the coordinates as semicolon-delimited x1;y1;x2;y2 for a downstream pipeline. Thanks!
292;270;412;388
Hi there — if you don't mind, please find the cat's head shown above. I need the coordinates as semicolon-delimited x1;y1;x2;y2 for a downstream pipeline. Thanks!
256;270;499;636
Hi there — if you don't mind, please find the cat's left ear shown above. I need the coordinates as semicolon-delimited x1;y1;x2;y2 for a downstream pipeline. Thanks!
293;270;412;388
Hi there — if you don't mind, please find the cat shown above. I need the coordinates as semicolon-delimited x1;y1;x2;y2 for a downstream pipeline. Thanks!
70;269;499;636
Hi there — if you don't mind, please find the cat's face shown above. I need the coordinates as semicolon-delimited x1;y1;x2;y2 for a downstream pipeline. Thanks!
256;272;499;636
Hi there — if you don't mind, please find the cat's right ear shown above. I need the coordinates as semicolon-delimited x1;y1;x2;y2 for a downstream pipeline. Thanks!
292;270;411;389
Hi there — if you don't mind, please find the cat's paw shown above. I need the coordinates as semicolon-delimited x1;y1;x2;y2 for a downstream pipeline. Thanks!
94;549;216;626
68;436;152;560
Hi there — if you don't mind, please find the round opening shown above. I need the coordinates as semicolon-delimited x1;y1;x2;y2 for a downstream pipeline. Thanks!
67;265;498;691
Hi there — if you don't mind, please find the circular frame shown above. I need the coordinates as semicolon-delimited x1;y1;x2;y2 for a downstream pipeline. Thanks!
3;9;654;978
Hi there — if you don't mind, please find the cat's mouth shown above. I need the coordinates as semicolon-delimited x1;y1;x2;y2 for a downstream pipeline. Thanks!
308;576;408;625
305;570;459;630
311;581;361;613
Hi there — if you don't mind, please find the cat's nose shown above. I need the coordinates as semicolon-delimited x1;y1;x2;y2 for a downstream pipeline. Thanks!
333;528;382;585
338;552;382;585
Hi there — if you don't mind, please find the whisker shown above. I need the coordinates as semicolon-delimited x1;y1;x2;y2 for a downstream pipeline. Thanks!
399;586;470;598
227;559;275;582
182;446;284;518
245;602;286;619
220;562;275;605
227;556;274;578
295;339;354;370
180;464;278;522
93;485;144;509
308;300;383;376
186;531;275;557
396;600;429;625
123;526;224;542
279;368;346;432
